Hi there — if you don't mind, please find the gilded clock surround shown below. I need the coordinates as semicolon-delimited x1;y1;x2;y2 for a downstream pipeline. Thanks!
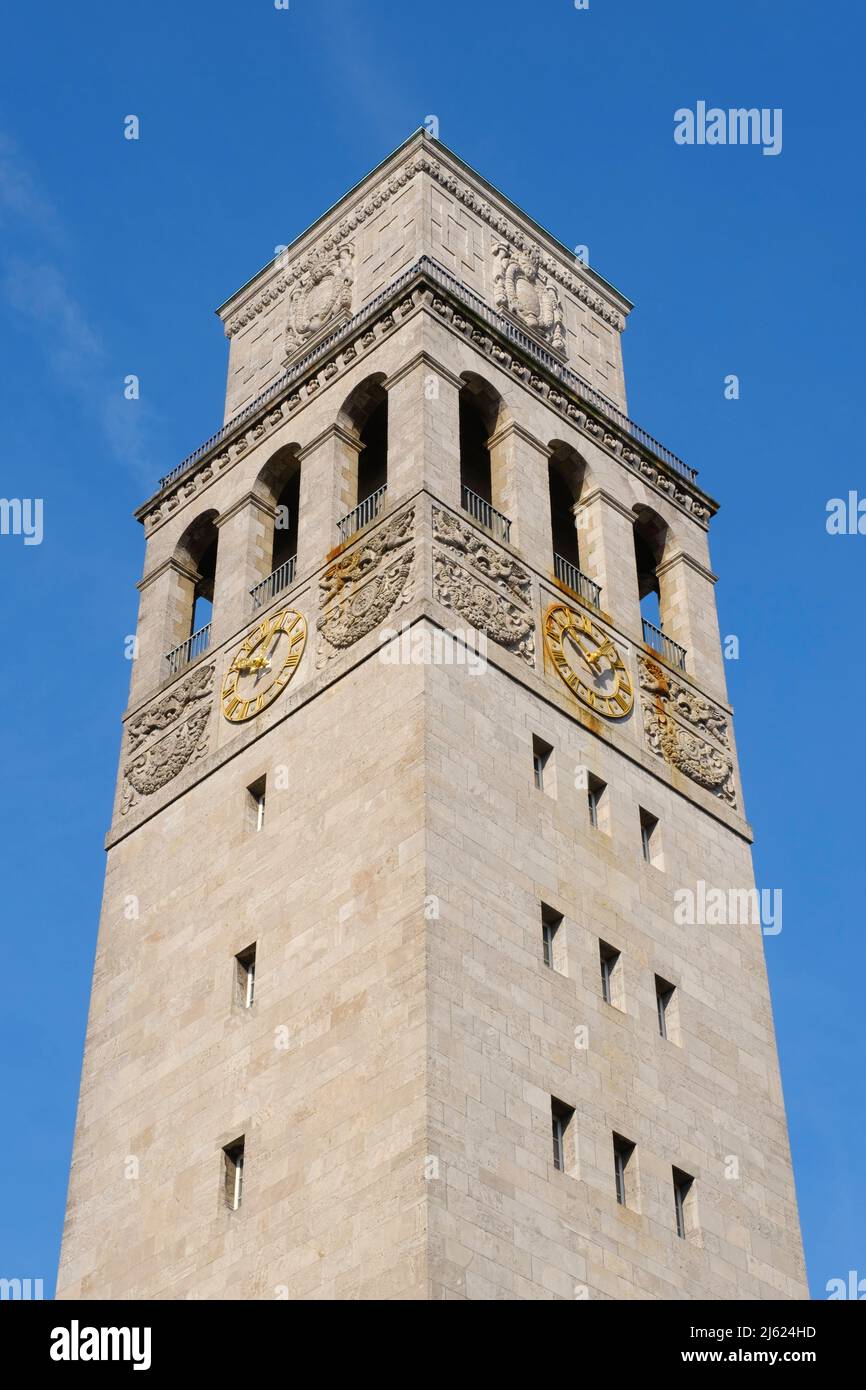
221;608;307;723
543;602;634;719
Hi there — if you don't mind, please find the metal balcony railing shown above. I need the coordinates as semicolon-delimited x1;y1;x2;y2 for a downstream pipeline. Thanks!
250;555;296;611
165;622;211;678
462;486;512;544
337;485;387;542
642;618;687;671
553;554;602;608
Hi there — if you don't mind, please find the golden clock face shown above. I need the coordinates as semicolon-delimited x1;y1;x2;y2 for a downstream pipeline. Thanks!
544;603;634;719
221;608;307;723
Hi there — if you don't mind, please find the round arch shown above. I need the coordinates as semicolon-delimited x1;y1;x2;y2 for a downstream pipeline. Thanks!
337;373;388;506
458;372;510;509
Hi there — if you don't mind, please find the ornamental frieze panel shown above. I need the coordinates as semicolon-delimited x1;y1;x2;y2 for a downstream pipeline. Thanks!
641;700;736;806
225;160;420;335
126;663;214;753
433;554;535;666
639;654;735;806
316;506;416;665
638;655;730;747
492;241;566;353
432;507;531;606
121;707;211;815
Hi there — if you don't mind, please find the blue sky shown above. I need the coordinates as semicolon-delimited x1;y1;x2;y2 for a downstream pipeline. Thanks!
1;0;862;1299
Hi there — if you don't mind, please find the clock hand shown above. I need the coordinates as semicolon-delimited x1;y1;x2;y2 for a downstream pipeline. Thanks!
587;638;616;667
256;633;282;679
236;654;270;673
572;639;604;668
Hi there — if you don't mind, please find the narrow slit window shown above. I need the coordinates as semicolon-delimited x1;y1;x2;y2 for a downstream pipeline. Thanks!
639;808;663;868
656;974;676;1040
223;1138;245;1211
541;904;566;975
532;736;554;794
542;918;555;968
247;775;267;832
613;1134;636;1208
587;774;605;828
235;945;257;1009
599;940;622;1008
673;1167;694;1239
585;773;609;833
551;1097;575;1174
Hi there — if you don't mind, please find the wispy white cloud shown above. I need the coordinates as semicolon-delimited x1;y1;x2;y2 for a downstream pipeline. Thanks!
0;135;155;482
4;259;102;376
0;133;63;240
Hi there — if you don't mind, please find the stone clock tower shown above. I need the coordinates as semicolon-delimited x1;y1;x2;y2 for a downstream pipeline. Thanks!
58;131;807;1301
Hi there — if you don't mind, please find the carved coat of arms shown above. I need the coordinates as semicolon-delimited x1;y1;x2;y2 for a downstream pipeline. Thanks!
284;243;354;356
492;241;566;353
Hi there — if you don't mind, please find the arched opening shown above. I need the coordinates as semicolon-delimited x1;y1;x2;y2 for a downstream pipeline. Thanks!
633;506;671;641
253;445;301;608
358;392;388;506
169;509;220;674
273;470;300;571
458;374;509;539
633;507;689;671
192;536;217;632
337;375;389;537
549;464;579;567
548;442;597;604
459;385;492;504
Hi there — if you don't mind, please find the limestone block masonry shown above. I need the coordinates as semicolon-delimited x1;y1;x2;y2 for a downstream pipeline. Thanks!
57;130;807;1301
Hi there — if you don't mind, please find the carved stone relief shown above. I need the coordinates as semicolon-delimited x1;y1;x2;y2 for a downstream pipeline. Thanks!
433;556;535;665
642;702;736;805
432;508;535;665
126;663;214;753
638;655;735;805
317;506;415;664
284;243;354;357
121;707;211;815
492;240;566;353
638;656;729;746
432;507;531;606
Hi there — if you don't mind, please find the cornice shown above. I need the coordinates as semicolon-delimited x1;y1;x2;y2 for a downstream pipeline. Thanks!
137;555;199;593
656;550;718;585
384;350;465;393
487;419;551;457
298;421;363;459
577;487;640;525
215;490;275;527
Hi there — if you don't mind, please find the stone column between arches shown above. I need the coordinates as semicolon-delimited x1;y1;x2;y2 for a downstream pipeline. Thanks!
131;555;201;706
486;420;551;561
573;487;641;626
384;354;462;511
656;551;727;701
212;491;276;643
296;423;362;572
